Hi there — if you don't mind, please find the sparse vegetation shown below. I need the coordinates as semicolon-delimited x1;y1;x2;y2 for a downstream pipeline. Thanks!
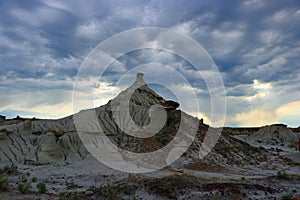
117;183;135;195
210;195;221;200
277;170;289;179
65;181;79;189
17;182;31;194
139;173;201;198
240;177;250;183
91;184;122;199
32;177;37;182
21;175;27;182
155;134;169;145
131;195;140;200
0;175;9;191
59;192;87;200
281;194;293;200
37;182;47;193
277;170;288;179
276;171;300;180
91;181;136;199
0;164;18;175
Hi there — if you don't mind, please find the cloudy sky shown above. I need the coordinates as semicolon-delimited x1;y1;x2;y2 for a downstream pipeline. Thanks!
0;0;299;127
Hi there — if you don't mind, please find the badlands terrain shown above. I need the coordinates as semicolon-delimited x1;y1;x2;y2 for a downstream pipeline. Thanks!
0;74;300;200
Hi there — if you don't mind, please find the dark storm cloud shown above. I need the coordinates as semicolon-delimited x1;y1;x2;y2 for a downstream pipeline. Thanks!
171;0;300;86
0;0;299;125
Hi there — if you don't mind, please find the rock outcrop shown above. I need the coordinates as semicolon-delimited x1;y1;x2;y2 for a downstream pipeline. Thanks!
0;73;269;170
162;100;180;110
248;124;300;147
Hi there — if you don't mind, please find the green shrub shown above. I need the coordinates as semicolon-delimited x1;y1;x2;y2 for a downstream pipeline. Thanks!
37;182;47;193
281;194;293;200
32;177;37;182
0;175;9;191
17;183;31;194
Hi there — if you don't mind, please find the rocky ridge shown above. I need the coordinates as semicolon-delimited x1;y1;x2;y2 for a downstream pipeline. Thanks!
0;73;269;170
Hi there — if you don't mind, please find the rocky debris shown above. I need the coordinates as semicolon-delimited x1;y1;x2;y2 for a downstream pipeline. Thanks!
248;124;300;147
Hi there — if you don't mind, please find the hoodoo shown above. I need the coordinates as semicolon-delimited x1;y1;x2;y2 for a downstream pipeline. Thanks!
136;72;145;83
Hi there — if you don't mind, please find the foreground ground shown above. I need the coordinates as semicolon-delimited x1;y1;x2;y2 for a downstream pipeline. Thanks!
1;138;299;200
